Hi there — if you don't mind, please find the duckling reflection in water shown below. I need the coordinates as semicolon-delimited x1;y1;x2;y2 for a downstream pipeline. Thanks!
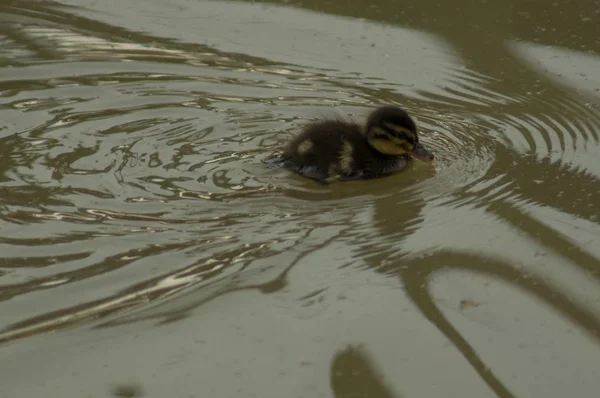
270;106;434;183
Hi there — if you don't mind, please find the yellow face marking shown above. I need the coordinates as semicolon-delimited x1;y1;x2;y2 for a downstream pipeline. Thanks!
338;140;353;174
383;122;416;140
369;139;407;155
368;127;408;155
297;140;313;155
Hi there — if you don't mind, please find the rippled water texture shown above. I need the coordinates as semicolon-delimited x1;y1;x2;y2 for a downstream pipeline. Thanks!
1;0;600;397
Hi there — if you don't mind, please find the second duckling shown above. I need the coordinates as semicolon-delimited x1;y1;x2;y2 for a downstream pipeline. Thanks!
272;106;434;182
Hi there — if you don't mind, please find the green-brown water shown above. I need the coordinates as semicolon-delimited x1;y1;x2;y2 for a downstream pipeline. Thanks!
1;0;599;397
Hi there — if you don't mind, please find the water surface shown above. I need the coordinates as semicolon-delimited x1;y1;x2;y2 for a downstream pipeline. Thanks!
1;0;600;397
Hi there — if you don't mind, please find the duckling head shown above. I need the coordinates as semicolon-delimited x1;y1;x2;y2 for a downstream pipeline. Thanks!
365;106;434;162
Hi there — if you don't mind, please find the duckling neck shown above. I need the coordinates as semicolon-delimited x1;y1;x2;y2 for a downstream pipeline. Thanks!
363;143;410;174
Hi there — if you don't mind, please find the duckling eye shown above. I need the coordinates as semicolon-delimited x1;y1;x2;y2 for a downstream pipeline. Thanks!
392;132;409;140
383;122;417;141
373;132;392;140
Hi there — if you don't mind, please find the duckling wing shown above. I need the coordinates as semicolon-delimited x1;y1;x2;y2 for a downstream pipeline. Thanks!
296;165;330;182
278;122;361;180
266;156;330;182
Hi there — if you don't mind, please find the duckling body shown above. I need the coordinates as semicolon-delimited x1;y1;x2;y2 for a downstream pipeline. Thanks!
280;120;408;181
273;106;434;182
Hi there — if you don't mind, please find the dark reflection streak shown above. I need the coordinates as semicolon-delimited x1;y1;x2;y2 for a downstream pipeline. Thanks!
488;201;600;280
522;113;553;152
546;112;582;152
330;345;400;398
557;114;584;150
0;186;74;208
401;249;600;348
0;22;61;62
361;186;515;396
1;0;280;69
45;144;107;181
540;115;566;153
0;238;240;343
96;231;340;329
449;144;600;227
401;264;517;398
0;251;90;269
554;97;599;141
0;229;341;344
568;118;589;147
2;207;224;225
0;232;95;246
0;134;47;186
384;191;600;397
503;114;538;152
448;147;600;276
397;250;600;398
579;112;599;143
0;240;202;303
0;291;145;344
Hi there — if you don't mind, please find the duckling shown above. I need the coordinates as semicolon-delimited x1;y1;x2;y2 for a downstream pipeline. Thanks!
271;106;434;182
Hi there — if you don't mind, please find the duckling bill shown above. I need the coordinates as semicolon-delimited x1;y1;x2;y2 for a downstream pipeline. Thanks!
271;106;434;182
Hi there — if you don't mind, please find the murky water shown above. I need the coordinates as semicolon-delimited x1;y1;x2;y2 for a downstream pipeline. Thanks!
1;0;599;397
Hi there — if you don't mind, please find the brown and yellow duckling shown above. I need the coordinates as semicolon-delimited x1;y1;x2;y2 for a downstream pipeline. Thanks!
271;106;434;182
